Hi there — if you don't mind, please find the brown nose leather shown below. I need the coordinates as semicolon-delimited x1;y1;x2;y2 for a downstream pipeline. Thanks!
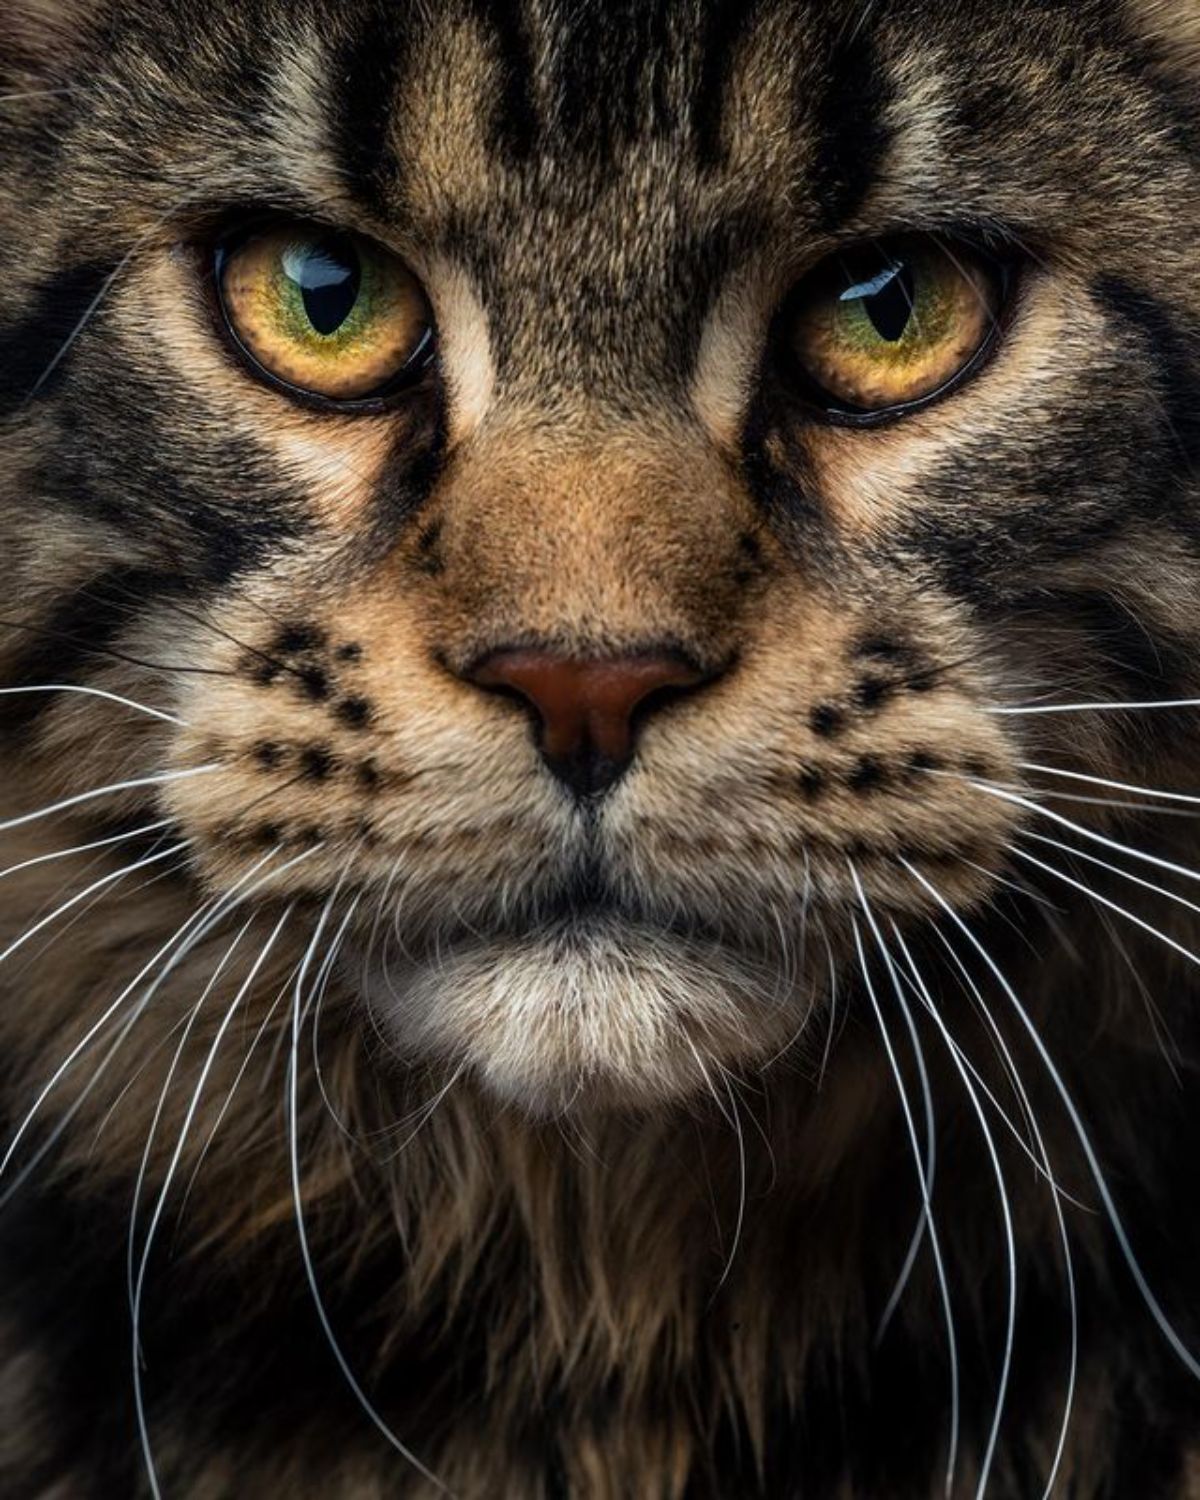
468;648;708;796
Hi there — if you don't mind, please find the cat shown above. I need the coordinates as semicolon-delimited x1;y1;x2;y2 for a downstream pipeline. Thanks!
2;0;1200;1493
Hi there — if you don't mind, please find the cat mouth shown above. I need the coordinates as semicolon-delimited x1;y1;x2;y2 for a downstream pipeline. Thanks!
363;853;805;960
350;860;829;1112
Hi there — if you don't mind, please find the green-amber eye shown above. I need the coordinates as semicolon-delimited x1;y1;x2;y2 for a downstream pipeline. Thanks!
789;237;1004;416
217;223;433;403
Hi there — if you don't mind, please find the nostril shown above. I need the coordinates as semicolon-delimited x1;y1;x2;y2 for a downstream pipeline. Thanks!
463;646;716;796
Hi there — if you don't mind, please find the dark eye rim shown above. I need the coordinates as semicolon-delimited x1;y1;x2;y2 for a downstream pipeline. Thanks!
777;233;1020;428
209;216;438;415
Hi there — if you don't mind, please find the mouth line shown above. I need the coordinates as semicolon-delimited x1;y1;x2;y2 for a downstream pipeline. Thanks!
379;868;811;960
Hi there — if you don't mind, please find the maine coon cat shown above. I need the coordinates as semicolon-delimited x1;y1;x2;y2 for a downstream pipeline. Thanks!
2;0;1200;1494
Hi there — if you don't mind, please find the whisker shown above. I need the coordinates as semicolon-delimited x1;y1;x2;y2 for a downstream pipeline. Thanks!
712;1060;749;1298
1022;828;1200;926
0;683;185;726
287;914;451;1495
1014;843;1200;979
0;763;218;834
0;840;186;968
903;858;1200;1384
133;905;295;1500
381;1062;467;1157
0;846;306;1194
871;916;939;1347
849;874;960;1496
1019;761;1200;807
0;819;172;884
1091;912;1185;1081
26;215;177;403
126;915;257;1318
903;950;1090;1206
818;928;842;1089
903;922;1078;1500
0;613;233;678
879;920;1016;1500
311;900;365;1142
173;967;300;1229
992;696;1200;716
970;779;1200;889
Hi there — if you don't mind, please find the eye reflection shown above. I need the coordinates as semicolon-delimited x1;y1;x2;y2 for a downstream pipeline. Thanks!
789;237;1005;416
216;221;434;404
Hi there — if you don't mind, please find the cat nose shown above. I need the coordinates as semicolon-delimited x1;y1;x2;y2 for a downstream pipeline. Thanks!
466;647;713;797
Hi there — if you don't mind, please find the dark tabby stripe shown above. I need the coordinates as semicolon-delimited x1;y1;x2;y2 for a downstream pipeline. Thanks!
0;566;184;738
808;26;896;229
692;0;770;167
1092;277;1200;491
0;259;125;417
331;6;412;216
552;0;675;148
464;0;541;163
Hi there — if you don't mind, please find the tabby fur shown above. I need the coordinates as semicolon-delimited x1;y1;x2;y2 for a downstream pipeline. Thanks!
2;1;1200;1495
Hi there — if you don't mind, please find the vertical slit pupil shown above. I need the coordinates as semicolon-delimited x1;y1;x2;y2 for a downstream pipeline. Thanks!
863;262;916;343
291;237;362;336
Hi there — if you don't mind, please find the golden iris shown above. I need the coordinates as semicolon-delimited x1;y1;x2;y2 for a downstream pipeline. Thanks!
790;238;1003;415
217;224;432;403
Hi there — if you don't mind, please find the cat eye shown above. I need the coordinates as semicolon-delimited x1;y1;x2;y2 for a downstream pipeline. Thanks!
787;237;1006;419
215;222;434;405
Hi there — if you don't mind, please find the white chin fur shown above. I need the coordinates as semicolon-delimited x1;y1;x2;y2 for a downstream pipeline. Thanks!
360;920;810;1114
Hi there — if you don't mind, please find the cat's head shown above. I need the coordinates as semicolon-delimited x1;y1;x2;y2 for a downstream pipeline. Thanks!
2;0;1198;1114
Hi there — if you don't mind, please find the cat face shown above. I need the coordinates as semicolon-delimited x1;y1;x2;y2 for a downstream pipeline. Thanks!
1;0;1197;1113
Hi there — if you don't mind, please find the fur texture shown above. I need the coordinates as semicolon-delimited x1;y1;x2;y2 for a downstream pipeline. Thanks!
2;0;1200;1494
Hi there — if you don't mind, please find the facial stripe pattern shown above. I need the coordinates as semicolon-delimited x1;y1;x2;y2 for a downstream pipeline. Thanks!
2;1;1200;1495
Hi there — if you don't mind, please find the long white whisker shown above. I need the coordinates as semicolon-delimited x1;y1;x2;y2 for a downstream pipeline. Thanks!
971;780;1200;889
1013;844;1200;977
176;844;363;1219
133;907;294;1500
0;684;185;726
0;763;218;833
896;946;1091;1207
126;916;257;1320
0;841;186;968
818;927;841;1088
993;697;1200;716
872;911;939;1348
0;819;171;884
684;1035;745;1292
900;924;1080;1500
849;879;959;1497
899;930;1078;1500
26;230;160;402
0;846;305;1191
1019;761;1200;806
382;1062;467;1157
904;858;1200;1383
714;1064;748;1297
287;905;449;1494
1022;827;1200;925
878;921;1017;1500
311;905;364;1140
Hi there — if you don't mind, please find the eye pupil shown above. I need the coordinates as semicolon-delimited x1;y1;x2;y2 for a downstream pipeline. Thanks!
850;262;915;344
789;235;1003;418
286;237;362;337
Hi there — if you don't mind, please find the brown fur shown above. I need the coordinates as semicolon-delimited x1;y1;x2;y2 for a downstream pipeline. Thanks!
2;0;1200;1494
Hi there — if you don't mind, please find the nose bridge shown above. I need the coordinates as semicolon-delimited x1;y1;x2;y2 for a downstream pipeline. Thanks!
430;415;754;656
